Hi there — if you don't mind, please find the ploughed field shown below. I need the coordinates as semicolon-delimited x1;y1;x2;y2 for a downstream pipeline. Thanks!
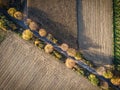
0;32;100;90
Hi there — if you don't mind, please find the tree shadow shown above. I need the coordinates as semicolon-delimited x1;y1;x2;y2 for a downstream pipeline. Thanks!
76;0;101;50
82;50;113;66
27;0;113;66
28;7;78;49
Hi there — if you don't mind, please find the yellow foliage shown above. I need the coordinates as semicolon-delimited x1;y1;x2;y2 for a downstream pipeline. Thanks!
75;52;82;60
60;43;69;51
22;29;33;40
67;48;76;57
39;29;47;37
26;19;32;25
29;21;38;30
34;40;40;46
7;8;16;16
111;77;120;86
14;11;23;20
65;58;76;69
103;71;113;79
44;44;54;53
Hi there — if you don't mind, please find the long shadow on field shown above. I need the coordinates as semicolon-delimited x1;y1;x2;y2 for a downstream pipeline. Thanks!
76;0;101;50
28;7;78;49
27;0;113;66
76;0;113;66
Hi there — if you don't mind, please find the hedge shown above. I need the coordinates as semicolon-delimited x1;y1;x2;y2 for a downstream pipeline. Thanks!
113;0;120;71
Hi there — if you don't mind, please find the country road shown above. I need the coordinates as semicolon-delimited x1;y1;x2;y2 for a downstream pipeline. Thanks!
0;0;113;89
28;0;113;66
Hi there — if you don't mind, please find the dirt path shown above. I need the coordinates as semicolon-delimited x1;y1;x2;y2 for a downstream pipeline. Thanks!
0;32;100;90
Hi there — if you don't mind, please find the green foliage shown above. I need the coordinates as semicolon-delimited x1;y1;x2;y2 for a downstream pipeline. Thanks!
76;68;85;76
75;52;82;60
38;41;45;49
0;12;17;31
0;29;6;43
53;51;63;60
116;65;120;71
113;0;120;71
103;70;113;79
88;74;99;86
46;34;58;44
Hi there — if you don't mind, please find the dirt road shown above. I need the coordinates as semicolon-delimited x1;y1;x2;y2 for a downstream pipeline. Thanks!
28;0;113;66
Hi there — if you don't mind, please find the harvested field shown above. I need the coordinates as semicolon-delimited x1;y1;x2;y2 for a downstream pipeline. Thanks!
0;32;100;90
77;0;113;66
28;0;78;48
